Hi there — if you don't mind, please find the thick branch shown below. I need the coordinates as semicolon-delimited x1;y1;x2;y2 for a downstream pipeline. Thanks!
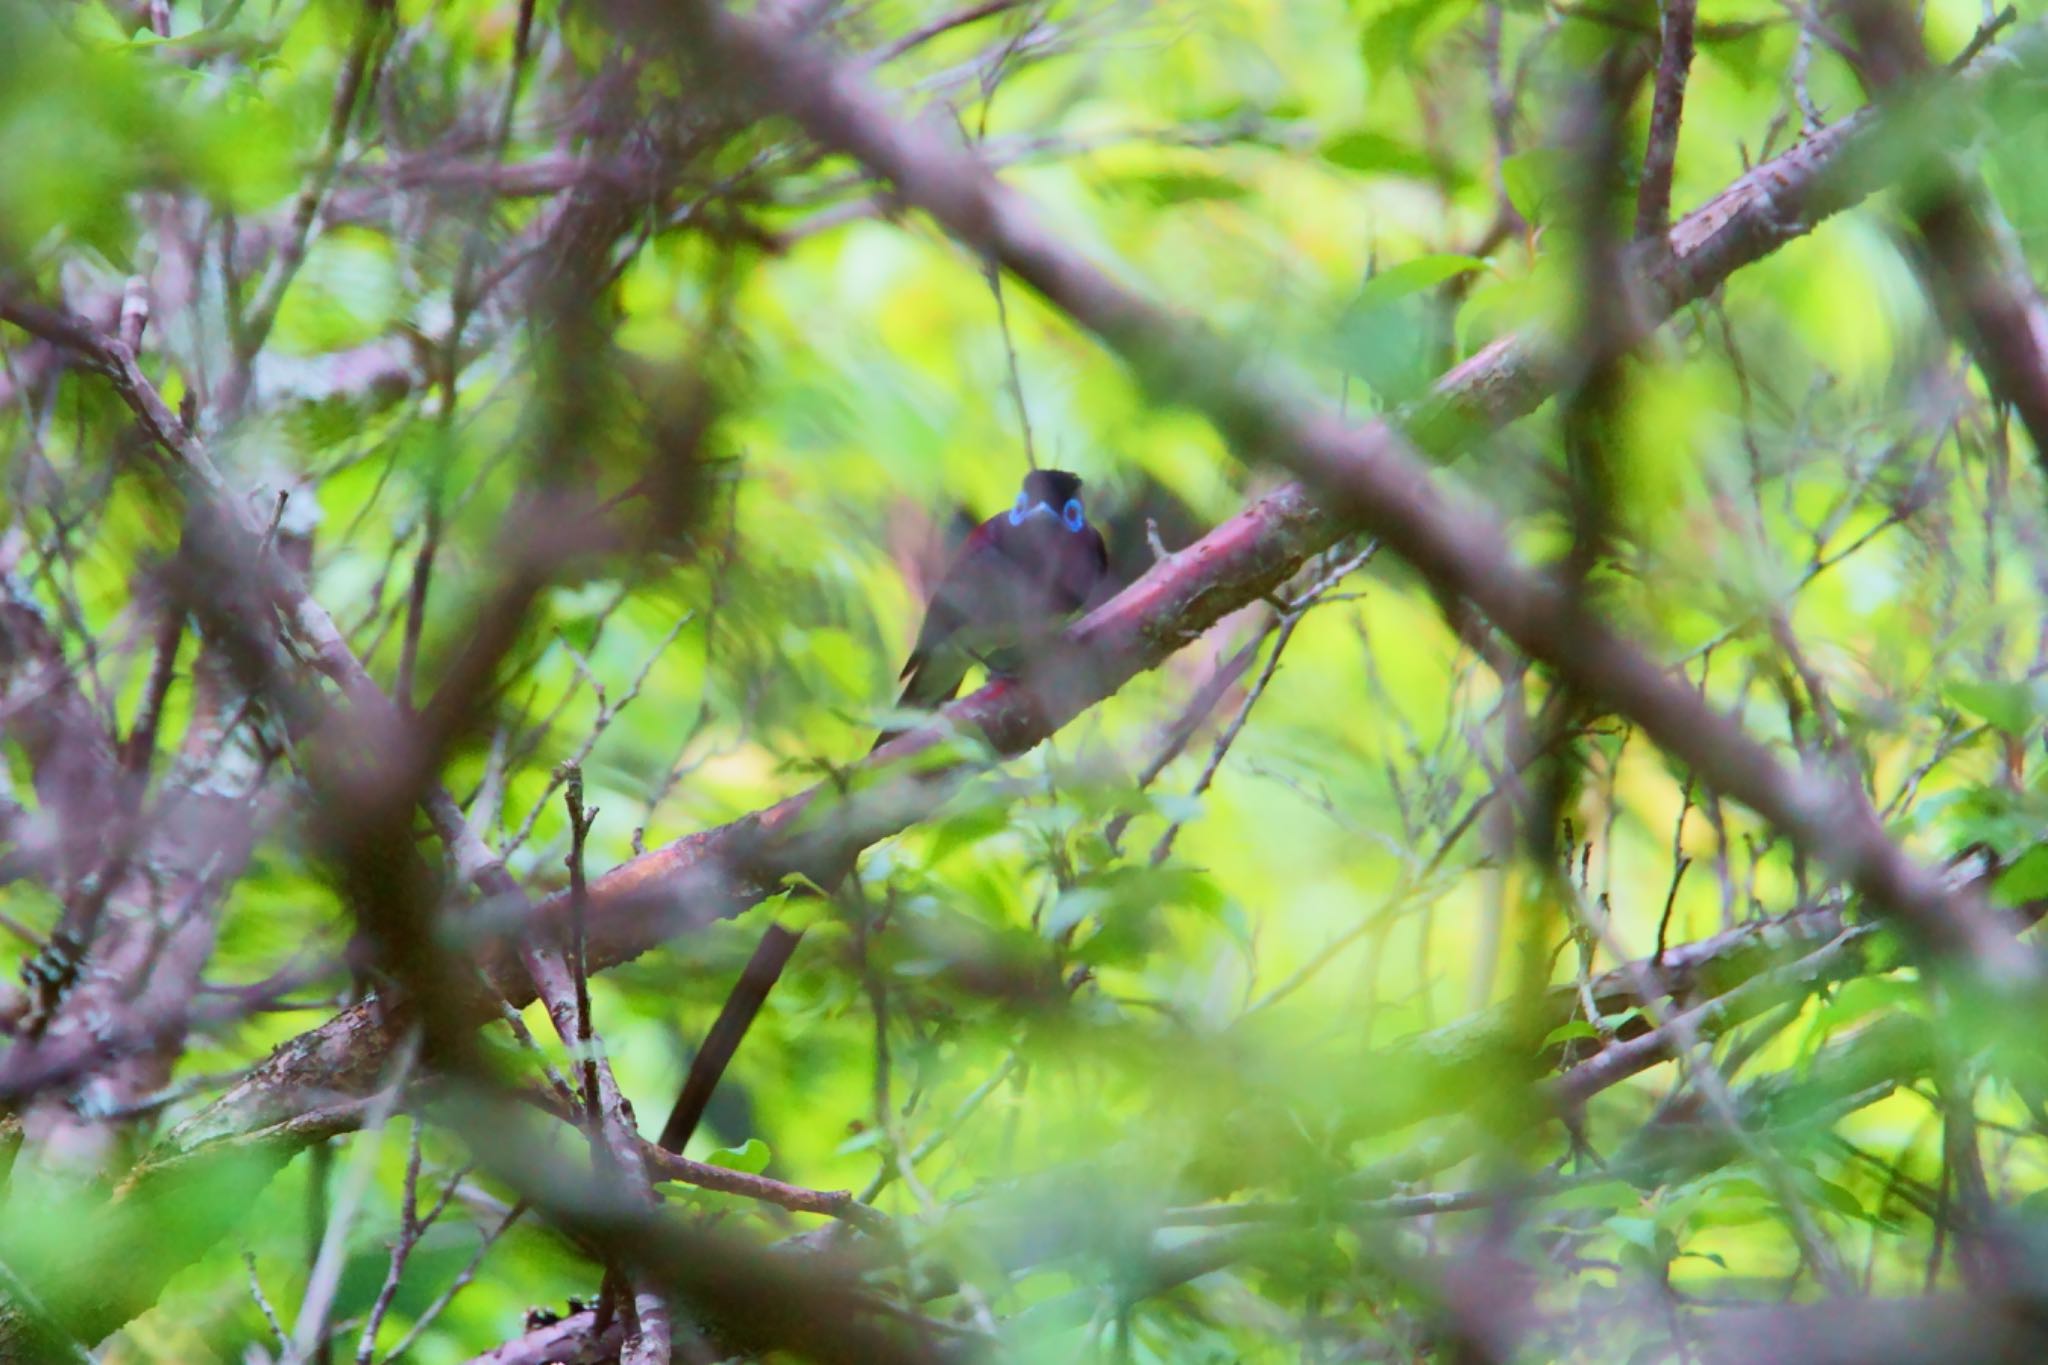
1845;2;2048;468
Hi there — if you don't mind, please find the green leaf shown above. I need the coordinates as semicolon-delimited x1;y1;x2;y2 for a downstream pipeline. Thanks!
1334;256;1479;403
1502;148;1570;225
1319;130;1435;178
1104;170;1249;205
1818;974;1920;1029
925;802;1012;864
1604;1214;1662;1254
1353;254;1488;310
1361;0;1479;79
1943;678;2045;736
1809;1177;1865;1220
1995;844;2048;905
833;1127;886;1157
1546;1178;1641;1212
1044;886;1111;940
707;1137;772;1175
1542;1018;1599;1048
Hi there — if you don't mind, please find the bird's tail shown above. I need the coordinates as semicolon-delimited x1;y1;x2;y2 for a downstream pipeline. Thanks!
870;652;966;753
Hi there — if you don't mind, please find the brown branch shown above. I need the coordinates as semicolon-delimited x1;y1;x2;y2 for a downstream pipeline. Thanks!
1844;3;2048;471
642;1143;888;1230
658;921;804;1154
518;769;664;1340
1634;0;1697;241
463;1308;626;1365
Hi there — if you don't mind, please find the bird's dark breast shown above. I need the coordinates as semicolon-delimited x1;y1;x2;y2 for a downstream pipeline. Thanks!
971;520;1096;626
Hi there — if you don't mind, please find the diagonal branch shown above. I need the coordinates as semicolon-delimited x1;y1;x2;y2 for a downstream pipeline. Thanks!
1844;2;2048;470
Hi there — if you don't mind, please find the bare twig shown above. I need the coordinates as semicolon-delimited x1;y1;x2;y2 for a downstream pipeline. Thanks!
564;768;602;1120
377;1200;527;1364
118;606;183;789
289;1045;417;1364
227;6;389;412
1150;543;1378;865
866;0;1036;66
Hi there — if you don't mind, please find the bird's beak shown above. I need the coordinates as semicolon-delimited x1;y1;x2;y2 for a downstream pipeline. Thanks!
1009;500;1058;526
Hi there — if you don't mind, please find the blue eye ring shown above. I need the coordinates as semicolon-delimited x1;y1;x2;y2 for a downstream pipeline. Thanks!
1009;492;1030;527
1061;497;1085;532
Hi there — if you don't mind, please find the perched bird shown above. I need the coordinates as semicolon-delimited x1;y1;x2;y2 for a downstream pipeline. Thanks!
876;468;1109;748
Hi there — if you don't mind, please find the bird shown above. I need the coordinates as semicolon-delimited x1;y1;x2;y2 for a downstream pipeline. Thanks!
875;468;1109;749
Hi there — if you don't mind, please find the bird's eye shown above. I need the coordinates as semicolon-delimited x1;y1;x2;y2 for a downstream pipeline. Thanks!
1009;492;1031;527
1062;498;1085;532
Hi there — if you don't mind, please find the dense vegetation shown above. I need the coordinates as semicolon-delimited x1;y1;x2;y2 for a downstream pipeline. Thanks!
5;0;2048;1360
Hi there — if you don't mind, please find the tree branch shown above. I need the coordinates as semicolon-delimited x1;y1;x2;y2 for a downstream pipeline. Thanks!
1844;2;2048;470
1634;0;1697;241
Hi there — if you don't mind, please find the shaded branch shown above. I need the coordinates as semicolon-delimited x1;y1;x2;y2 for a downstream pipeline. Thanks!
1635;0;1697;242
1845;2;2048;469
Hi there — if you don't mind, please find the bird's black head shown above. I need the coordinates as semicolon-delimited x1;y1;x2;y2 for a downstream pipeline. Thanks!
1021;469;1083;506
1008;469;1091;533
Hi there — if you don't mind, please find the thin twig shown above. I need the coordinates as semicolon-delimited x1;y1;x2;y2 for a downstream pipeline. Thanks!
288;1041;418;1364
229;7;389;407
1149;544;1377;865
658;922;804;1152
565;767;601;1121
245;1252;289;1353
119;605;183;789
867;0;1037;66
394;506;441;712
376;1200;527;1365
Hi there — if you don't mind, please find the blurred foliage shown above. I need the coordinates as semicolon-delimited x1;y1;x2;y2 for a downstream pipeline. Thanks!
2;0;2048;1360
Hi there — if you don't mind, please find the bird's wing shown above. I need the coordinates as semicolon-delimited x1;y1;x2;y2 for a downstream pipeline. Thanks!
1066;525;1111;611
907;519;1016;663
